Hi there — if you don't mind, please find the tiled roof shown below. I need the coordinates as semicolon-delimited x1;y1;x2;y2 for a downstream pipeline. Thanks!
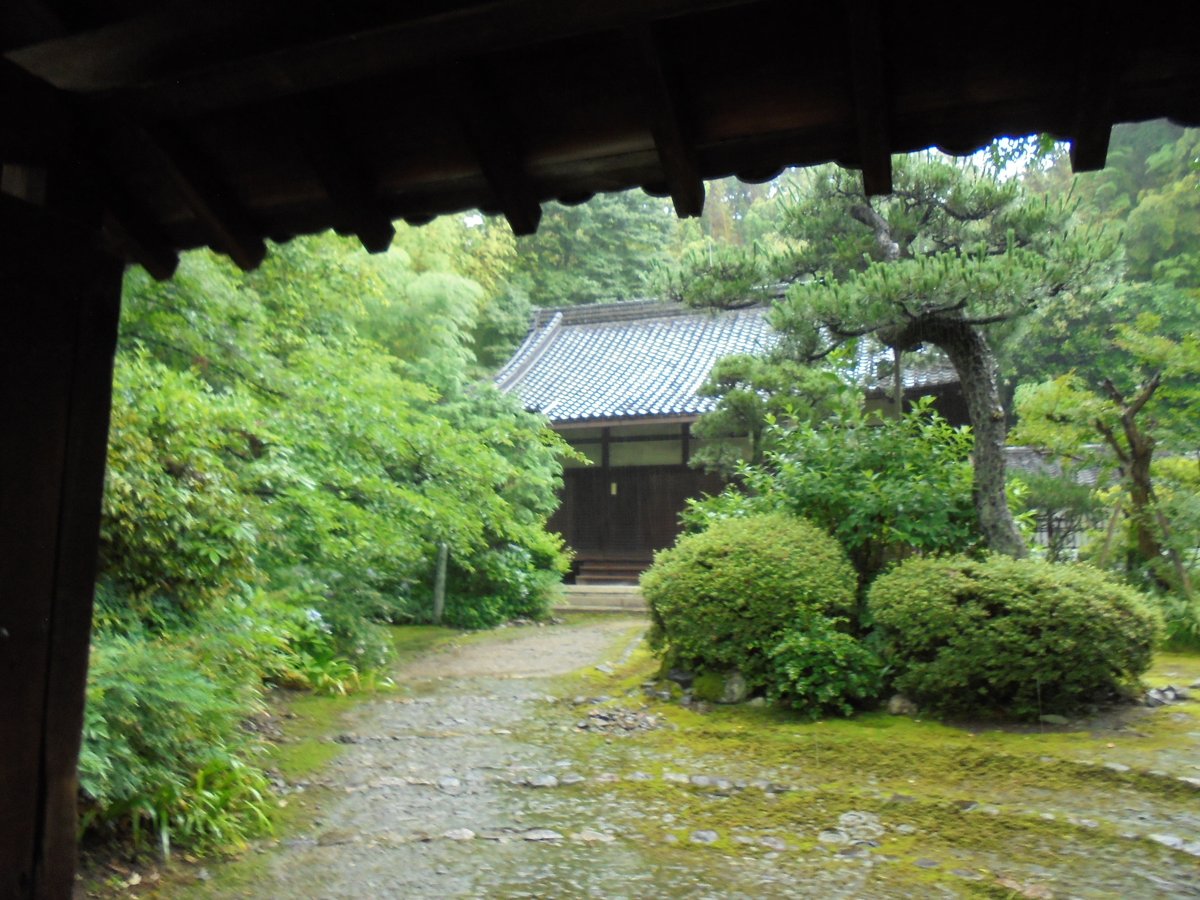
851;341;959;394
495;300;959;424
495;301;775;424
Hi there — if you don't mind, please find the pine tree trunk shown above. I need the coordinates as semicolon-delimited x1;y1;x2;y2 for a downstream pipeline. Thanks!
894;318;1027;557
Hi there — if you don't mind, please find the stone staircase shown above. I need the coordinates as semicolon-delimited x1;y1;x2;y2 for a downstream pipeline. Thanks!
574;557;650;585
555;584;647;614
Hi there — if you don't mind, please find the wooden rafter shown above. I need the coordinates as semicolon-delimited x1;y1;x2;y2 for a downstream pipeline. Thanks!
296;102;395;254
844;0;892;196
133;122;266;270
452;68;541;236
1069;1;1118;172
631;24;705;219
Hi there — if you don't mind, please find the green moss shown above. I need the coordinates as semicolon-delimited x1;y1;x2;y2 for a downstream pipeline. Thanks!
692;672;725;703
387;624;466;660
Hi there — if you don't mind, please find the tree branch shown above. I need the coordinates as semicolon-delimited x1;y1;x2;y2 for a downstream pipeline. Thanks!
1094;417;1128;465
849;201;900;261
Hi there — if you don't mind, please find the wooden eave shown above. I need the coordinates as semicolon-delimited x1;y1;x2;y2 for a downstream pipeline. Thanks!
2;2;1199;277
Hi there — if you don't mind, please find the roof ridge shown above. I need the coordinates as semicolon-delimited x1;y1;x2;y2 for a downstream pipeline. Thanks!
530;297;775;328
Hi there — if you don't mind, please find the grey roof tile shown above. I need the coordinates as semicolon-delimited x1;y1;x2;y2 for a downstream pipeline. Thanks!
495;300;960;424
496;302;774;423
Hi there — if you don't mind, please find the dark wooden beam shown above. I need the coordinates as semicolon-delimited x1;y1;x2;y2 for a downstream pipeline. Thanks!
1;193;123;899
5;0;763;113
133;122;266;270
1069;1;1118;173
295;102;395;254
98;198;180;280
0;0;65;51
844;0;892;196
630;25;705;218
0;58;72;164
452;68;541;236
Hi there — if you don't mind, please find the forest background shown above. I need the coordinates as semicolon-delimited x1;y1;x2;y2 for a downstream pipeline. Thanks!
84;121;1198;856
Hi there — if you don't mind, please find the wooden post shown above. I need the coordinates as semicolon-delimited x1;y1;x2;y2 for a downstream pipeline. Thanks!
432;542;448;624
0;195;124;899
892;346;903;418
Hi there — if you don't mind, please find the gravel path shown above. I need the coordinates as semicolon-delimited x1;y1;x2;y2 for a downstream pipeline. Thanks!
189;619;1200;899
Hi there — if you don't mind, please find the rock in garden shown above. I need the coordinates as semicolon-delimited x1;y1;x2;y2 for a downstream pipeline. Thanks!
572;829;615;844
523;829;564;841
817;830;849;845
718;672;749;704
526;774;558;788
443;828;475;841
667;668;695;689
690;830;719;844
887;695;919;716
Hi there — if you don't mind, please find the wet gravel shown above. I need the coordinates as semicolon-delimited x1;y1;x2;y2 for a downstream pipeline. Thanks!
191;620;1200;899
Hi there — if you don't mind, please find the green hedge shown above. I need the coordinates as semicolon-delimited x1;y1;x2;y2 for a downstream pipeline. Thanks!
642;513;856;689
868;555;1161;718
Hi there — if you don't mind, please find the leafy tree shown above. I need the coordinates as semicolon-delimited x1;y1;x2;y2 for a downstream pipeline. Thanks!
92;229;573;854
1012;315;1199;597
689;354;858;474
671;154;1117;555
506;191;675;306
687;402;979;588
1000;122;1199;395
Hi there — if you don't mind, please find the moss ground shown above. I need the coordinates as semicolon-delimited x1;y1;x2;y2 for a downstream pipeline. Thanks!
530;643;1200;897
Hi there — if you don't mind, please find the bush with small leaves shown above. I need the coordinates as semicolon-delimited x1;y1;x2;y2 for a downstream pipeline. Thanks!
642;513;856;689
767;618;885;718
868;555;1161;718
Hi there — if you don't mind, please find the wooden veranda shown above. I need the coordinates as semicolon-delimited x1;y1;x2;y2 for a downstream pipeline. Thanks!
2;3;1198;895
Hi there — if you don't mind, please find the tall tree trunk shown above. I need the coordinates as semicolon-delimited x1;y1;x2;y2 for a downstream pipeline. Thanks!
892;317;1027;557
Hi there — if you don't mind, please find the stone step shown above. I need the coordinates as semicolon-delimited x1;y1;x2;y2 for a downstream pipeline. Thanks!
555;584;647;613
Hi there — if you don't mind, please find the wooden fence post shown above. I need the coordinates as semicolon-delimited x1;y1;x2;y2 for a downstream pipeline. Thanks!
432;542;448;624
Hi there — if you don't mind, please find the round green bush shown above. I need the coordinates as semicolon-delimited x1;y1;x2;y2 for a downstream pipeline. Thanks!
868;555;1162;718
767;619;884;718
642;513;856;688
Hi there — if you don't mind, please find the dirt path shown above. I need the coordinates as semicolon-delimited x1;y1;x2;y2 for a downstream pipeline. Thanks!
187;620;1200;899
399;618;639;679
194;617;677;898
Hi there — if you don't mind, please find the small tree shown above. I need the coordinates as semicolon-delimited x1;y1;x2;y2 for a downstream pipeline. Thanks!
686;401;979;588
1012;314;1199;596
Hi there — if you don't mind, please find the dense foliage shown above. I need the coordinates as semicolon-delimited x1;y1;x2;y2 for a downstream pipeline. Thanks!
80;635;273;857
642;513;856;690
87;228;570;854
869;555;1160;718
686;403;980;587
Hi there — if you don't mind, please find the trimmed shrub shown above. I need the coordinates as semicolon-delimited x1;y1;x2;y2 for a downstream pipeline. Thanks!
868;555;1162;718
767;618;885;718
642;513;856;688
